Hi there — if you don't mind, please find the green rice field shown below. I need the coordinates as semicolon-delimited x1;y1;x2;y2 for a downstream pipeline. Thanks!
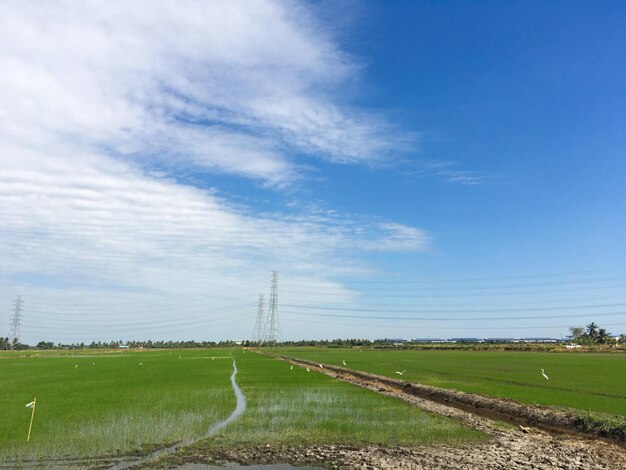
0;349;482;462
215;351;481;447
279;348;626;416
0;350;235;460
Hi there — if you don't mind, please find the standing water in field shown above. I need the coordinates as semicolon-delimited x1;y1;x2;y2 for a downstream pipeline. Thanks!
110;359;246;470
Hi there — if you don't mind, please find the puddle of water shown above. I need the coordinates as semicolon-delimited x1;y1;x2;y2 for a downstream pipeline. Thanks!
173;464;324;470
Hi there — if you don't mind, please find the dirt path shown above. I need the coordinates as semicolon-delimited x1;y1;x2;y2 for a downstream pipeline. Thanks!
263;358;626;469
283;357;625;442
158;439;625;470
66;354;626;470
142;355;626;469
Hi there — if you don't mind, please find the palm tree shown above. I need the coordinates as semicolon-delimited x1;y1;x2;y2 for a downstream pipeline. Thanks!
586;322;599;340
568;326;584;341
597;328;610;344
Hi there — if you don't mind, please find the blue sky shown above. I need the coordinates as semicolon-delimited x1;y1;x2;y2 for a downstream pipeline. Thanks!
1;1;625;343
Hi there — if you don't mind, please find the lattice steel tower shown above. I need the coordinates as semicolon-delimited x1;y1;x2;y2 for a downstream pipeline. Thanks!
261;271;281;344
252;293;265;344
9;295;23;349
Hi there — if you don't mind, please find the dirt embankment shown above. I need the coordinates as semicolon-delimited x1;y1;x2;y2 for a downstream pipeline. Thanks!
142;354;626;469
281;356;625;443
150;440;626;470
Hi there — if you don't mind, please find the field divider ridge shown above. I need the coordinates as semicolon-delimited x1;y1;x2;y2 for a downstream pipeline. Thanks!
270;353;625;444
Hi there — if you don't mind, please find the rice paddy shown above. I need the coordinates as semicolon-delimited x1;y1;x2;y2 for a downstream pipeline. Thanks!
1;350;235;460
215;351;481;447
278;348;626;416
0;349;483;464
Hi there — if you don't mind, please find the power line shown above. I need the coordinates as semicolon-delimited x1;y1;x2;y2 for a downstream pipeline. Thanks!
282;274;626;293
281;309;626;322
25;282;263;310
24;301;256;319
22;310;254;330
281;283;626;299
282;301;626;314
19;311;253;336
282;266;626;286
286;317;626;331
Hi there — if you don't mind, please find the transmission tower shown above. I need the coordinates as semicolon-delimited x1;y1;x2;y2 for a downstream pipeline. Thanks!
252;294;265;344
9;295;23;349
261;271;281;344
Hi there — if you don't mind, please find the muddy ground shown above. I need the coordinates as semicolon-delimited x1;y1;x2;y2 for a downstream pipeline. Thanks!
149;438;626;470
12;358;624;469
141;358;626;470
285;357;625;442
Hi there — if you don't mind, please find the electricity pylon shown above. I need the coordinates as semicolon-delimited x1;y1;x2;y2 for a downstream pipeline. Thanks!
252;294;265;344
9;295;23;349
261;271;281;345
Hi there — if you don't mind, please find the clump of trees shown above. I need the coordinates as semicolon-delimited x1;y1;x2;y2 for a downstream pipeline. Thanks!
1;337;27;350
272;338;372;347
2;338;376;351
569;322;616;345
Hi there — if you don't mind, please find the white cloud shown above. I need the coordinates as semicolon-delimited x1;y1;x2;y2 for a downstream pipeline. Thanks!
0;147;427;288
400;160;487;186
0;146;427;341
0;0;428;342
0;0;410;184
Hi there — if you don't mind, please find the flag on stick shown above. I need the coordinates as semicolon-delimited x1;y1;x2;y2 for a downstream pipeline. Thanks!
25;398;36;442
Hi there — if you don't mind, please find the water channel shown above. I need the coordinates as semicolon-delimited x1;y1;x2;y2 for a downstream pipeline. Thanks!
110;358;246;469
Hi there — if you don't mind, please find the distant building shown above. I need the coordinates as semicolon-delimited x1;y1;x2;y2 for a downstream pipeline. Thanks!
119;345;129;349
521;338;560;343
449;338;484;343
401;337;565;344
485;338;520;343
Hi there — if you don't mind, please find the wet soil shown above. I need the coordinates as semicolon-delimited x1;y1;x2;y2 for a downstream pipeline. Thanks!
143;357;626;470
9;356;625;469
281;357;626;443
145;437;626;470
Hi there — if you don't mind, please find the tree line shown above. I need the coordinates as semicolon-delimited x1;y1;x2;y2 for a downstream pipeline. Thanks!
2;339;231;350
2;338;374;350
3;332;623;351
569;322;620;345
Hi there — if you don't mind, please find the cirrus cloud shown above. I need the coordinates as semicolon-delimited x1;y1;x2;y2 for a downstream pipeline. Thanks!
0;0;427;342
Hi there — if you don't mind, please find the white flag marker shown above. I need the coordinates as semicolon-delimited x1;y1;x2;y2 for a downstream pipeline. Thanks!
25;398;37;442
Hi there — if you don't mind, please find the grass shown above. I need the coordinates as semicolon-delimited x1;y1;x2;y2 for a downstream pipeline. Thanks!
0;349;235;460
277;348;626;416
0;348;483;463
575;411;626;441
215;351;483;447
